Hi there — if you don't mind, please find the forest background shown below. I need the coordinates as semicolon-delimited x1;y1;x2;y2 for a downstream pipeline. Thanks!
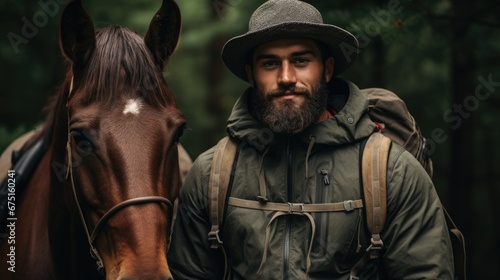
1;0;499;278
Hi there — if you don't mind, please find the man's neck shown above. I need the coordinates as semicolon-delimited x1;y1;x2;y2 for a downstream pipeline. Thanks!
318;108;336;123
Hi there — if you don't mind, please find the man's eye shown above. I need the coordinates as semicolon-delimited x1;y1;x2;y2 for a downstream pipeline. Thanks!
263;61;279;68
294;58;309;65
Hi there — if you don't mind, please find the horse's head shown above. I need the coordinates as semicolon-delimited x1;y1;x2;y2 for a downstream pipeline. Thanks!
57;0;184;278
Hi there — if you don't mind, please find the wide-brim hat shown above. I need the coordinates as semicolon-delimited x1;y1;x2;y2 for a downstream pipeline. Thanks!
222;0;360;82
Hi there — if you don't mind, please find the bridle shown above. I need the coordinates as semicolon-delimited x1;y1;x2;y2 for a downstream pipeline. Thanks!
65;77;173;275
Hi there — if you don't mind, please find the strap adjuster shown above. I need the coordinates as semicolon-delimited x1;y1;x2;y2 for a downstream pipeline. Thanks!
208;229;223;247
366;237;384;259
344;200;354;211
287;202;304;214
257;195;269;203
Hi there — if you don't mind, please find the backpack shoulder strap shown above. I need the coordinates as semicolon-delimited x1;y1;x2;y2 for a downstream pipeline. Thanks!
362;132;391;247
208;136;238;249
208;136;238;280
350;132;391;279
352;133;467;279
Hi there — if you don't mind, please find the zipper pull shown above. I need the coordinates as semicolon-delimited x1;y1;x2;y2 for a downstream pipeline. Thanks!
320;169;330;185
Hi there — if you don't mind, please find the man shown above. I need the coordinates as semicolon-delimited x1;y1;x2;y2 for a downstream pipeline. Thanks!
168;0;454;279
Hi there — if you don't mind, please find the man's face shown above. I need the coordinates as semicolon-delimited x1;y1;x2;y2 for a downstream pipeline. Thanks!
246;38;334;134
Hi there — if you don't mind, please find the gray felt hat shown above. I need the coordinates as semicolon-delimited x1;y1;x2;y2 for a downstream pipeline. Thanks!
221;0;360;82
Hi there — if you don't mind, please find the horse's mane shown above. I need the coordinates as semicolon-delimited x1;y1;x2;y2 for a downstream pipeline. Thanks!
23;25;176;151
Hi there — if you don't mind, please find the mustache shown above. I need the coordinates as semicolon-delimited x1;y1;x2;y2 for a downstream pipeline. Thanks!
267;86;310;98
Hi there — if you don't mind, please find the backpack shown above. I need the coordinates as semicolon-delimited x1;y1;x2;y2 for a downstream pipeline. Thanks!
207;88;466;279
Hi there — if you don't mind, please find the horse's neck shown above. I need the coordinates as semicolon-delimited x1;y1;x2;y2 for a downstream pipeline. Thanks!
9;140;95;279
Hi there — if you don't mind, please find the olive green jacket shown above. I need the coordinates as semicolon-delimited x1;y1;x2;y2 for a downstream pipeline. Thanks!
168;78;454;279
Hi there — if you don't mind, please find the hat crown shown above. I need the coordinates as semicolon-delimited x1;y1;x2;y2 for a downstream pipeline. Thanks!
249;0;324;32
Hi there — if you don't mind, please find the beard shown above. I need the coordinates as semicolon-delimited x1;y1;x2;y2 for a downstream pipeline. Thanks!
249;77;330;135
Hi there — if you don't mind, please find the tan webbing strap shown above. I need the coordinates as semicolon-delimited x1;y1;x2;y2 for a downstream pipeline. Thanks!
229;197;363;213
350;133;391;279
208;136;238;249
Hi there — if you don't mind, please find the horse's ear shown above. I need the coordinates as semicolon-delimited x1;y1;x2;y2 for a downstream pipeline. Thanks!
60;0;96;66
144;0;181;70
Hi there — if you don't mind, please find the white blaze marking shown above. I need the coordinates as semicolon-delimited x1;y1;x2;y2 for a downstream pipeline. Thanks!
123;99;142;115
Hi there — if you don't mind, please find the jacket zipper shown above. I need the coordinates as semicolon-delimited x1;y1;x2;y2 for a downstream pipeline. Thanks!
283;136;292;280
320;169;330;186
312;169;331;257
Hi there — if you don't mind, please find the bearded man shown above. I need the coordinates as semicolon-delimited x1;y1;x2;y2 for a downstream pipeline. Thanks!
168;0;454;279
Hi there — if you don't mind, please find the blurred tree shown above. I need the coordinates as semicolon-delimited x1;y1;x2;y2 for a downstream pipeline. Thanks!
0;0;67;150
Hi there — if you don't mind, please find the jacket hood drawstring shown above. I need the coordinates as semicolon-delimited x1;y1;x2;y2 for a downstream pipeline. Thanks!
257;145;270;203
256;136;318;275
305;135;316;178
257;211;316;276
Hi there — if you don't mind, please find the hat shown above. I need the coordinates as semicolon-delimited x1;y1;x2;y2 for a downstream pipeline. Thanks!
221;0;360;82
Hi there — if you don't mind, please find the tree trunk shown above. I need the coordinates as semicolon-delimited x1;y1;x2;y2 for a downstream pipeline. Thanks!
450;0;476;277
371;36;386;87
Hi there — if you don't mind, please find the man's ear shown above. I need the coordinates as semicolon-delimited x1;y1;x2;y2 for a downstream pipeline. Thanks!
324;57;334;83
245;64;254;87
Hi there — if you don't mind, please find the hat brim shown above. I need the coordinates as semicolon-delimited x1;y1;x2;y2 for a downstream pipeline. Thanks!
222;22;359;82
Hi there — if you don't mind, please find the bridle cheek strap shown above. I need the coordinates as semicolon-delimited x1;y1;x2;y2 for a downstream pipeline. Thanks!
66;139;105;272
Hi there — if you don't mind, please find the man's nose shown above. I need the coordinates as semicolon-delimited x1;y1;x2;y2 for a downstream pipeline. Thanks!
278;62;296;86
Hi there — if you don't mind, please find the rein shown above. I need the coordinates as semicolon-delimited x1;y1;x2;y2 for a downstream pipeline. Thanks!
65;77;173;275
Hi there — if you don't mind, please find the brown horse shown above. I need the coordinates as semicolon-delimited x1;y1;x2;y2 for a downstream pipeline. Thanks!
0;0;185;279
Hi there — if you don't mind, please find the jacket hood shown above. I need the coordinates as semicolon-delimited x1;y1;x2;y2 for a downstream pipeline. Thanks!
226;78;376;148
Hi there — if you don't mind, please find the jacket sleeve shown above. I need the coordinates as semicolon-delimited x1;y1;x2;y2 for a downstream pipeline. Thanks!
167;150;225;279
381;149;455;279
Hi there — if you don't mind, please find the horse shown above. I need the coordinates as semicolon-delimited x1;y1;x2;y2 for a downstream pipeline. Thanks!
0;0;186;279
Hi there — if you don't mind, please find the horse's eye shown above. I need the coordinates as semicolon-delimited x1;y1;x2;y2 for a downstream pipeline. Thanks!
175;125;186;142
70;130;94;154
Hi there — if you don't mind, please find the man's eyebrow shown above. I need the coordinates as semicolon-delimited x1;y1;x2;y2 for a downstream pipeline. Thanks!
291;50;316;57
255;54;279;61
254;49;317;61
